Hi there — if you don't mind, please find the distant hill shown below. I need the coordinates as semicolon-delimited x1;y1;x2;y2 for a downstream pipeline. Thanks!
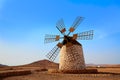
0;64;7;67
23;59;59;69
86;63;120;68
86;64;97;67
21;59;120;68
97;64;120;68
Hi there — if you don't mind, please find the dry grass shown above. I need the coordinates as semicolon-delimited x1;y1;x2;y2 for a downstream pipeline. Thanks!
59;69;98;74
48;69;59;73
2;71;120;80
0;63;120;80
97;68;120;73
0;67;13;71
0;66;120;80
86;67;120;74
48;69;98;74
0;70;31;78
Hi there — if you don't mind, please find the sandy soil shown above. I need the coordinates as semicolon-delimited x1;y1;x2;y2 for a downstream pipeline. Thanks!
0;67;119;80
2;71;120;80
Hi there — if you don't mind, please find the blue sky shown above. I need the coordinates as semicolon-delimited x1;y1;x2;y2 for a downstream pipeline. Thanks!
0;0;120;66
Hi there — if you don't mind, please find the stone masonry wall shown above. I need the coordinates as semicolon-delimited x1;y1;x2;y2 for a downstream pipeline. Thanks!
59;45;85;70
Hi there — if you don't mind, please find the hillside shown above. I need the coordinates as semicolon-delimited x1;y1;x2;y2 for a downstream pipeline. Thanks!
0;64;7;67
86;64;120;68
23;59;59;69
22;59;120;68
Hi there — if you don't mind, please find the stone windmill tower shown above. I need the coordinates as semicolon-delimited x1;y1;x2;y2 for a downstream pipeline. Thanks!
45;16;93;72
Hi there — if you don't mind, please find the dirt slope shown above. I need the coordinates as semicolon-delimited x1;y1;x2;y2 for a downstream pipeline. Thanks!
22;59;59;69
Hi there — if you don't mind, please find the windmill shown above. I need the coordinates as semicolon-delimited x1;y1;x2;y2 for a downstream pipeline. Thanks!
45;16;93;71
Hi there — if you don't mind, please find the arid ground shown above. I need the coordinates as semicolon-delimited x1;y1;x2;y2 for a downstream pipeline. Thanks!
0;60;120;80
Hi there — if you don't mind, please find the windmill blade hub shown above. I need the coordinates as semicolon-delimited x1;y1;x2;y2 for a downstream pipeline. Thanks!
57;43;63;48
69;27;75;32
72;34;78;40
61;28;66;33
55;35;60;41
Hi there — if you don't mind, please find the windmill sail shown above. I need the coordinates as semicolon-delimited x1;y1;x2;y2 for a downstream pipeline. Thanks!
56;19;66;35
44;34;63;43
46;45;60;61
76;30;93;40
68;16;84;35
